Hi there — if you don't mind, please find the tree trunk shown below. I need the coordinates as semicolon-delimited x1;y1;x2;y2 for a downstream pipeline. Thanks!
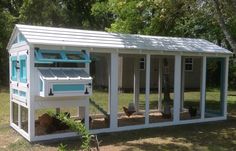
213;0;236;54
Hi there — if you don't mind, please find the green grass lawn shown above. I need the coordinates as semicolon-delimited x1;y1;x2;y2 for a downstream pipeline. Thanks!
0;88;236;151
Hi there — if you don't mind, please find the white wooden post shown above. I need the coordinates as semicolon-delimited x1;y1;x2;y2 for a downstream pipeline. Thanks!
84;101;89;129
9;54;13;125
79;51;90;118
180;57;185;111
28;46;35;141
223;57;229;118
110;52;118;128
173;55;182;123
10;100;13;125
200;56;206;119
79;106;85;119
158;58;162;111
145;54;150;124
133;57;140;112
107;55;111;114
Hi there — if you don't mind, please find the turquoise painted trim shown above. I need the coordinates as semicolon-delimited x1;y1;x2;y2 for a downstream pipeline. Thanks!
19;55;27;83
11;56;17;81
34;49;91;63
53;84;84;92
12;89;18;95
36;59;91;63
19;91;26;97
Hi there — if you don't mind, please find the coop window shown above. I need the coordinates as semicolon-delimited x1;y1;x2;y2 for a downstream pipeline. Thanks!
139;58;145;70
12;102;18;126
20;106;28;133
35;49;90;64
185;58;193;71
12;89;18;95
41;52;62;59
66;53;84;60
11;56;17;81
19;55;27;83
12;33;26;45
19;91;26;97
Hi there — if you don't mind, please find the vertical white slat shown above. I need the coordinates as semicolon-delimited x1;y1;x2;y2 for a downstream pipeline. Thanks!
180;57;185;111
173;55;182;123
28;45;35;141
9;53;13;125
145;54;150;125
158;58;162;111
18;105;21;128
223;57;229;118
110;51;119;129
133;57;140;112
107;55;111;114
84;101;90;129
200;56;206;119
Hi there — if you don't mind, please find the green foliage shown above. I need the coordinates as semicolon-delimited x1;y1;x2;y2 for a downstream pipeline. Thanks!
0;0;236;87
19;0;66;26
229;58;236;89
58;143;68;151
55;113;91;150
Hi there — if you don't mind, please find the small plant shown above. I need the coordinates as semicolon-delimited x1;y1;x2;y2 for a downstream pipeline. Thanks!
55;113;92;150
58;143;68;151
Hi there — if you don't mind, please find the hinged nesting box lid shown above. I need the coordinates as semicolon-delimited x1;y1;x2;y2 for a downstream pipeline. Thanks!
39;68;91;80
38;68;92;97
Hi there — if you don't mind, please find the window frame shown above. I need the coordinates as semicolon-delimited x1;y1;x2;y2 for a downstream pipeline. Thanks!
19;55;27;83
184;57;193;72
11;56;17;81
139;57;145;70
34;49;91;64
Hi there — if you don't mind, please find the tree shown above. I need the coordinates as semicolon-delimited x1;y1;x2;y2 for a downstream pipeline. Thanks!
213;0;236;54
0;1;18;86
19;0;66;26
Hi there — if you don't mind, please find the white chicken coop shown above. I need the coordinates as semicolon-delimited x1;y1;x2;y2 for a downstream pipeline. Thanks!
7;24;232;142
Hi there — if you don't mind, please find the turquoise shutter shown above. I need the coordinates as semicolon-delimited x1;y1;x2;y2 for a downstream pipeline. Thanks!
11;56;17;81
19;55;27;83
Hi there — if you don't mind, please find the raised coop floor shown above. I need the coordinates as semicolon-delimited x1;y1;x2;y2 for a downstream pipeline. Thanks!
34;109;201;135
90;110;200;129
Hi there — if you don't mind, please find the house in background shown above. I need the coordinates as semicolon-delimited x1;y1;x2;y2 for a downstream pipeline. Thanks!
91;55;202;91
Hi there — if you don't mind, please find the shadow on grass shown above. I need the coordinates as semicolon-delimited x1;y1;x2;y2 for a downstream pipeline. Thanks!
10;100;236;151
100;116;236;151
32;115;236;151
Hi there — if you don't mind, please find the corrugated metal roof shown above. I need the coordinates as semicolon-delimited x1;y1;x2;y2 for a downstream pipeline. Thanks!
8;24;232;55
39;68;90;80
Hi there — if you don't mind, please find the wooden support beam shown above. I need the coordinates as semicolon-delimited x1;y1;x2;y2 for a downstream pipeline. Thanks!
223;57;229;118
133;57;140;112
173;55;182;123
200;56;206;119
180;57;185;111
110;52;119;128
145;54;150;124
28;45;35;141
107;55;111;114
158;58;163;111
